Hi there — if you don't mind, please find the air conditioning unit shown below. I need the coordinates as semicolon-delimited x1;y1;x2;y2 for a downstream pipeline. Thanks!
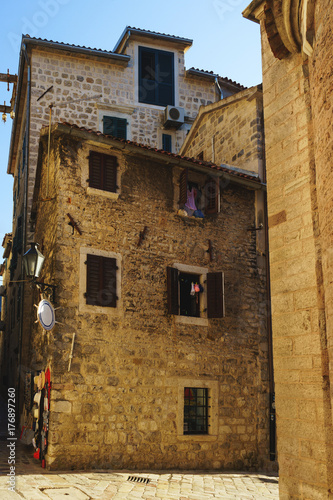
164;106;185;129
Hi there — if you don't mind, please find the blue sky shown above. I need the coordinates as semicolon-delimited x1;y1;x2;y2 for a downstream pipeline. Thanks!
0;0;261;249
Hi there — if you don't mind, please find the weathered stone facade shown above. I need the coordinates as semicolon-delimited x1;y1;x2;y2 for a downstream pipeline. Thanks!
27;122;270;471
180;85;265;177
244;0;333;497
3;28;245;430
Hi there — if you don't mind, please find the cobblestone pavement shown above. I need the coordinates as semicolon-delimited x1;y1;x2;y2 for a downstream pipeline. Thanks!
0;440;279;500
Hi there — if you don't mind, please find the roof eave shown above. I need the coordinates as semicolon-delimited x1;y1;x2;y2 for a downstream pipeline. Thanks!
22;36;130;64
40;123;265;191
113;26;193;54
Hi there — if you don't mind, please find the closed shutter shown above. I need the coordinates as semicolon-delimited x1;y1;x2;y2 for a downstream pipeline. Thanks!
167;266;179;315
102;257;117;308
86;254;101;305
205;177;219;214
207;271;225;318
158;51;174;106
178;168;188;206
86;255;117;308
139;47;174;106
115;118;127;140
103;155;117;193
89;152;103;190
89;152;117;192
103;116;127;140
139;48;156;104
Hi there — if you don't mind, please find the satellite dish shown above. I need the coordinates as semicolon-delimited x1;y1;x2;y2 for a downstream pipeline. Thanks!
37;299;55;331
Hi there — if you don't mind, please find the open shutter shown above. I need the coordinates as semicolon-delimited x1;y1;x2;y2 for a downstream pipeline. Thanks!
167;266;179;315
89;152;102;190
103;155;117;193
207;271;225;318
178;168;188;206
205;177;219;214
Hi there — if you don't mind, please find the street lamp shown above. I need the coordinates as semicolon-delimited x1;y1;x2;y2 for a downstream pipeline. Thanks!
23;242;45;278
23;242;56;302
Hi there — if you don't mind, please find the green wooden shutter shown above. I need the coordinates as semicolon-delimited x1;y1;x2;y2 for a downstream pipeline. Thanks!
157;51;174;106
207;272;225;318
103;116;116;135
115;118;127;140
167;266;179;315
103;116;127;139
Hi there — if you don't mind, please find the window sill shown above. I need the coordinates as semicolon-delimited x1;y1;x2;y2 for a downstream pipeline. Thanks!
177;434;217;441
175;315;208;327
79;303;122;315
87;187;119;200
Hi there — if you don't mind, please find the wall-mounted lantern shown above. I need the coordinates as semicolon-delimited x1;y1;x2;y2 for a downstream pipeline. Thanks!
23;243;56;302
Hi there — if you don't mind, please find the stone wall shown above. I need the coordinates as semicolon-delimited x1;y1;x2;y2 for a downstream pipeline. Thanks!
180;87;264;175
243;0;333;497
31;128;270;471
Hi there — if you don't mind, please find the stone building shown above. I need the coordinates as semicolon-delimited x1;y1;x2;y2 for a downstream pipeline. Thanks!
2;27;244;403
1;26;274;471
243;0;333;498
25;120;269;470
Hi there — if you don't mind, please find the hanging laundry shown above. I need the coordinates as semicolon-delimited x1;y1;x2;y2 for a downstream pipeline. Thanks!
185;188;197;213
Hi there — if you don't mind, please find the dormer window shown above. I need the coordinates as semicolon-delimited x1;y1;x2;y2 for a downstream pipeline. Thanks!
138;47;175;107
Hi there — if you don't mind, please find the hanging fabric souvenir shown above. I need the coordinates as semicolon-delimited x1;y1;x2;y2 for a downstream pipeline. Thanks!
190;282;195;296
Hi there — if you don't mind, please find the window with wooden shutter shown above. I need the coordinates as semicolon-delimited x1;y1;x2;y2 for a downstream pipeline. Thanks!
207;272;225;318
89;151;117;193
86;254;117;308
205;177;219;214
167;266;179;315
139;47;174;107
103;116;127;140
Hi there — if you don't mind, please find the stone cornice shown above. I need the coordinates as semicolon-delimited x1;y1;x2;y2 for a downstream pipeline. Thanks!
243;0;315;59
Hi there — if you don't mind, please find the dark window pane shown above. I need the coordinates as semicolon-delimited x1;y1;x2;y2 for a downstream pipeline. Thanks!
179;272;200;317
184;387;208;435
139;47;174;106
162;134;172;152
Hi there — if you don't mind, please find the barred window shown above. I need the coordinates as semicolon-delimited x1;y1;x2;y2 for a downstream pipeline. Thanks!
184;387;209;435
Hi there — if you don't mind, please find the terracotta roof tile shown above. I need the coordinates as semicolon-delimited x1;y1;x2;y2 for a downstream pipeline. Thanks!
58;122;260;183
23;34;115;54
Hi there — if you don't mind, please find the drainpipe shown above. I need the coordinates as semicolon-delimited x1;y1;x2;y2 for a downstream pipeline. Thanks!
265;195;276;462
17;42;31;423
214;77;224;101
